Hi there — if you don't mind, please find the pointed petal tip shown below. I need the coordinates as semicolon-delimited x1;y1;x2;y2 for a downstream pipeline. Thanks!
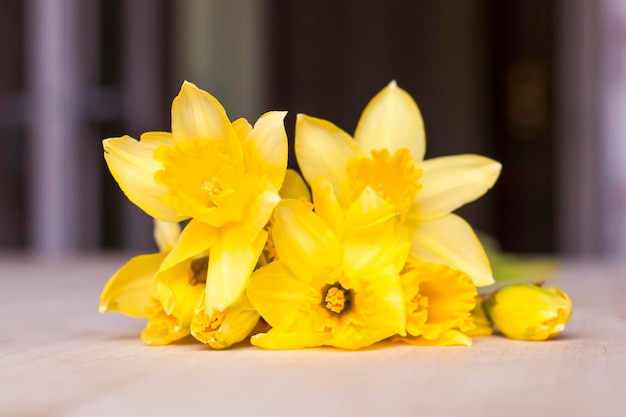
98;305;108;314
389;80;398;88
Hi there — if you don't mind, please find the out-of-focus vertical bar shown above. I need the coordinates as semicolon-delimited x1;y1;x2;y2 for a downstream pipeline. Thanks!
600;0;626;259
556;0;603;257
122;0;163;250
173;0;267;121
26;0;80;254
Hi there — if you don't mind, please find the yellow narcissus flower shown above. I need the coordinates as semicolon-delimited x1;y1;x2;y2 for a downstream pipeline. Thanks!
295;81;501;287
483;284;572;341
393;257;477;346
103;81;288;316
99;221;261;348
247;180;410;350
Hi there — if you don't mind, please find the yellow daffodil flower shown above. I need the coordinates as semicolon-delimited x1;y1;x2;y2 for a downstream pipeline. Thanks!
100;221;262;348
483;284;572;341
295;81;501;287
393;257;477;346
103;81;288;316
247;180;410;350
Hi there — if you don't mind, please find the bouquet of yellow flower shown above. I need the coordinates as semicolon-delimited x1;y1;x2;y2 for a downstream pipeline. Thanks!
99;81;571;349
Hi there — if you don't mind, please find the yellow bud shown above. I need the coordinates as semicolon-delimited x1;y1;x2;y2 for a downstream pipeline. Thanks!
483;284;572;341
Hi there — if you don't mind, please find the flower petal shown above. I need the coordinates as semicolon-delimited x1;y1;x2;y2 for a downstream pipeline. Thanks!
279;169;311;201
310;177;344;240
99;252;166;318
159;219;217;272
171;81;240;158
153;220;181;253
355;265;406;336
394;329;472;346
247;111;288;191
244;177;281;239
154;259;205;328
272;199;342;280
412;154;502;220
251;327;330;350
207;310;260;350
205;227;268;312
103;135;183;222
247;261;314;328
409;214;494;287
354;81;426;162
342;188;410;275
295;114;362;207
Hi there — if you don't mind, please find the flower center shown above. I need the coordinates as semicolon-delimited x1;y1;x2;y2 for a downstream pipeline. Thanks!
188;256;209;286
346;148;422;214
190;308;227;344
323;284;352;314
153;138;241;216
202;178;224;195
411;293;429;312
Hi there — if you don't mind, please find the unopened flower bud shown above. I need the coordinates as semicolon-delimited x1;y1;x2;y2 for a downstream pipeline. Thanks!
483;284;572;341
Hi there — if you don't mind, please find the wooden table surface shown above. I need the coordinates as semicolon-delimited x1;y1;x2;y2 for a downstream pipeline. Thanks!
1;254;624;417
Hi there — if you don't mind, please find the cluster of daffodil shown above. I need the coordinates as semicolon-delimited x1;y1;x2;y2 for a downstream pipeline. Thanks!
99;81;571;349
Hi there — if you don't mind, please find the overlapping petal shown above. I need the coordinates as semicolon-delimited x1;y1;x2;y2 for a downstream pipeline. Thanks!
99;252;167;318
409;214;493;287
247;261;315;327
272;199;342;279
103;134;182;222
342;188;410;275
205;227;268;312
295;114;362;207
159;219;216;272
246;111;288;191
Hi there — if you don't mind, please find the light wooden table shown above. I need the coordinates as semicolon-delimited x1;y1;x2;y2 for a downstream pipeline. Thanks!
1;255;624;417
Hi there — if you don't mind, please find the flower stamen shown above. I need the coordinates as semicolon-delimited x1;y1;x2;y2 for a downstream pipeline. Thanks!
324;285;352;314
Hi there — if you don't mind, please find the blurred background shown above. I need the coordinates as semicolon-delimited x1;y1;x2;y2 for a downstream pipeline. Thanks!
0;0;623;259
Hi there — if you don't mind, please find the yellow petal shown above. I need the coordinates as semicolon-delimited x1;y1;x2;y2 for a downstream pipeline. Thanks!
342;188;410;274
354;81;426;162
247;261;313;328
394;329;472;346
207;309;260;350
310;177;344;240
232;117;253;144
409;214;494;287
272;199;342;280
159;219;217;272
154;258;205;328
191;293;260;349
295;114;362;207
251;328;330;350
244;177;281;239
141;302;190;345
153;220;181;252
103;134;183;222
279;169;311;201
247;111;288;191
412;154;502;221
171;81;240;158
354;264;406;336
99;252;166;318
205;227;268;312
